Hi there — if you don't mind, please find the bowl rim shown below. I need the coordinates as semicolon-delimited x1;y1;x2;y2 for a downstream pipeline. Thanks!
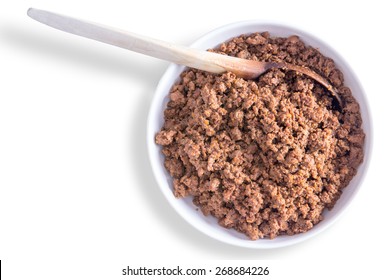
147;20;373;249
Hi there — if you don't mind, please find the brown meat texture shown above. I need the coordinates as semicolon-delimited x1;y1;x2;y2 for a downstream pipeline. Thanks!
155;32;365;240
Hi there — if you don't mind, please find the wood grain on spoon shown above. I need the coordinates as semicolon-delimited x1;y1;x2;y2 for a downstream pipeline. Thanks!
27;8;342;106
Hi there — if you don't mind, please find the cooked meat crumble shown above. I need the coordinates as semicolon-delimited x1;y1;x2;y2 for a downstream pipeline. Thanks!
155;32;365;240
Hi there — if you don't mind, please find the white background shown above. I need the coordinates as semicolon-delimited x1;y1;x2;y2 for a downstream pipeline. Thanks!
0;0;388;279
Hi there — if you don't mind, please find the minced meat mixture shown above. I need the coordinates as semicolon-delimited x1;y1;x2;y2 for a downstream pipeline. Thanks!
155;32;365;240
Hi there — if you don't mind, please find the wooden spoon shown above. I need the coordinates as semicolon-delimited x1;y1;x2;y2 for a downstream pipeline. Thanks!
27;8;342;106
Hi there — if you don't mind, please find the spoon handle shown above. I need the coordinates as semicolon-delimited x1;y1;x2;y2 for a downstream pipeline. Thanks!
27;8;227;74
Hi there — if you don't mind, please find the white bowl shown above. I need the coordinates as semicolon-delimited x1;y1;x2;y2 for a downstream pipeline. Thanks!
147;21;373;249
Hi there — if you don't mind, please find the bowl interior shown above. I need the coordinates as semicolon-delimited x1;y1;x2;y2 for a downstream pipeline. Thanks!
147;21;372;248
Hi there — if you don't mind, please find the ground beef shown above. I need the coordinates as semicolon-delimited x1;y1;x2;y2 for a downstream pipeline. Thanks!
155;32;365;240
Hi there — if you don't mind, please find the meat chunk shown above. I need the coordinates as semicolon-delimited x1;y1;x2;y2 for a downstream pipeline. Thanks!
155;32;365;240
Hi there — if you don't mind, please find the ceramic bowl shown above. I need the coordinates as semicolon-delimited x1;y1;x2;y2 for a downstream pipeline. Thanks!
147;21;372;248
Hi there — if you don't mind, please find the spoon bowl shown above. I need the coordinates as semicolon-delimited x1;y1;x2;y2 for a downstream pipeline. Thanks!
27;8;341;105
147;20;372;248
